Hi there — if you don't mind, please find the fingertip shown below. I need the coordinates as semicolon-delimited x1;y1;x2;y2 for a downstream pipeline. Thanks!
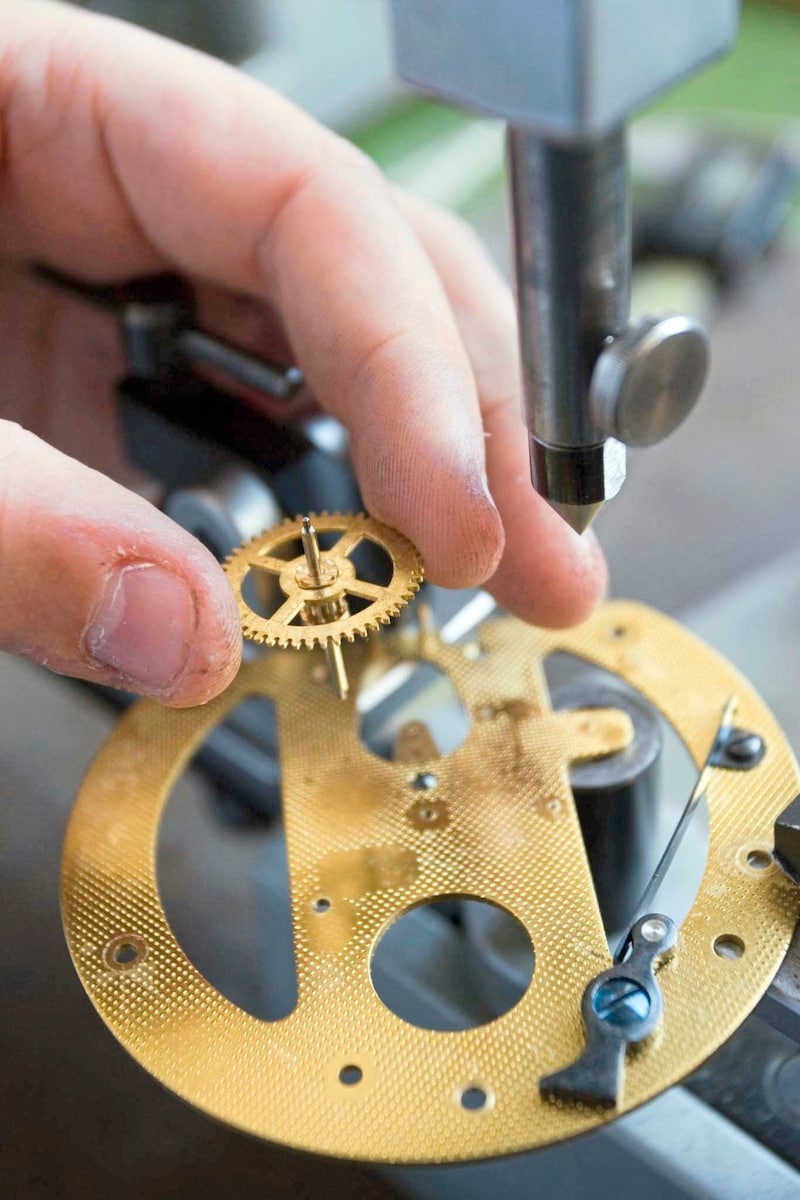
422;497;505;590
542;527;608;628
488;517;608;629
477;395;609;628
0;421;244;706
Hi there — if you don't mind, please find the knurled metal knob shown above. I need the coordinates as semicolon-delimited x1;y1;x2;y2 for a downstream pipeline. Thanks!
589;314;710;448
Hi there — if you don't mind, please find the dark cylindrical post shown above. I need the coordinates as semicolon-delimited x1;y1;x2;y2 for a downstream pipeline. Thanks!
552;680;662;934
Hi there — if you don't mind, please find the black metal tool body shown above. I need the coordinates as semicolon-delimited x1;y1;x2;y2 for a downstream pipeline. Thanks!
34;263;303;400
774;795;800;887
32;263;361;511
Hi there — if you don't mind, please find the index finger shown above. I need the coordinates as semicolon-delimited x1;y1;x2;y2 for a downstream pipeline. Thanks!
3;1;504;588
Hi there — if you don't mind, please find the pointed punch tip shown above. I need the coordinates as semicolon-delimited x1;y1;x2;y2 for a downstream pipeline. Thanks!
549;500;604;536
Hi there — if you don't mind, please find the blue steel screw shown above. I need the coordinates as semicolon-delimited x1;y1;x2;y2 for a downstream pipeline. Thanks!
592;978;651;1030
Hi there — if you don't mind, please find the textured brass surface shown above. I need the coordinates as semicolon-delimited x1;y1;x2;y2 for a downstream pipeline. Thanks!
223;512;423;648
61;602;800;1163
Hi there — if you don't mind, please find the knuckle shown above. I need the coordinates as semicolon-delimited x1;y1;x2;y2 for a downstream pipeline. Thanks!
347;326;414;394
253;137;386;286
323;132;384;189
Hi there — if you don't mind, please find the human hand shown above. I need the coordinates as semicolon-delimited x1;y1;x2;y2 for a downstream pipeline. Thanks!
0;0;606;707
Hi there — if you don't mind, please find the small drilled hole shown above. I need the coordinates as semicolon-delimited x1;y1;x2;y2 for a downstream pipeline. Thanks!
339;1064;362;1086
103;933;147;971
714;934;745;960
463;642;487;661
420;807;437;822
746;849;772;870
460;1085;489;1112
312;897;331;914
409;771;437;791
610;626;627;639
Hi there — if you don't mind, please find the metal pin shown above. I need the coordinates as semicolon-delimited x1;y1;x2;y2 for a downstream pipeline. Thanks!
613;695;737;963
302;516;349;699
325;641;349;701
416;602;435;654
301;516;323;586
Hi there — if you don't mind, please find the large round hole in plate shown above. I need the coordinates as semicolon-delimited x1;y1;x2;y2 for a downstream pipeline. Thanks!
157;694;298;1022
370;896;534;1032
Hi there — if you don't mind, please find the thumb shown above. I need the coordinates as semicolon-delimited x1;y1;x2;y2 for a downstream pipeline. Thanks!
0;421;241;706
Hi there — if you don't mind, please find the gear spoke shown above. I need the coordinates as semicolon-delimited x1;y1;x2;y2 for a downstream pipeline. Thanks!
330;528;364;558
345;578;385;603
271;595;305;626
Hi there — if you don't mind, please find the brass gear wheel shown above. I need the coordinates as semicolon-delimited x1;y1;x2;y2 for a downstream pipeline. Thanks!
223;512;423;649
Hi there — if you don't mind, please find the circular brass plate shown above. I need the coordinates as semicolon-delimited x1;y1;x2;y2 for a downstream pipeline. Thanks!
61;602;800;1163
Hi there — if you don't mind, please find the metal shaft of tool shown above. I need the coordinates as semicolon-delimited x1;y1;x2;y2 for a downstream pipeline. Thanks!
507;126;630;532
178;329;304;401
614;696;737;963
301;517;349;701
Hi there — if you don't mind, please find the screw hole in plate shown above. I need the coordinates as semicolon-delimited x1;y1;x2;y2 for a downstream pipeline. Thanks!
714;934;745;960
463;642;487;661
409;771;437;791
339;1064;362;1086
746;849;772;871
312;897;331;914
103;933;147;971
610;626;627;639
372;897;534;1033
459;1085;491;1112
